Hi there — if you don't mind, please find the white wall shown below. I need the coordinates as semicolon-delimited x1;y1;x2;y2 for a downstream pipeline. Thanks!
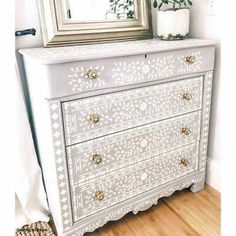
190;0;221;191
15;0;42;49
16;0;221;191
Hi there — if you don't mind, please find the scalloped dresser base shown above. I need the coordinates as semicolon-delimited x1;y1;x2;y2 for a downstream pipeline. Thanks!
66;173;205;236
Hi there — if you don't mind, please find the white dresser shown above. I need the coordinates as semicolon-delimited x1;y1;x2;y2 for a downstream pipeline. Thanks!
19;39;215;236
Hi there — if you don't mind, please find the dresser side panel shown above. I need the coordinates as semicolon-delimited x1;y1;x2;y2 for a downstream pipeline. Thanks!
199;71;214;171
22;59;72;234
27;99;65;234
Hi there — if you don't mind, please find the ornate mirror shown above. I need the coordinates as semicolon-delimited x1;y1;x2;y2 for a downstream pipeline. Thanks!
38;0;153;47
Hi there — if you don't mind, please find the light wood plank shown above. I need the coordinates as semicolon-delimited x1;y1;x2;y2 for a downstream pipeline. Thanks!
164;187;221;236
205;184;221;200
197;185;221;208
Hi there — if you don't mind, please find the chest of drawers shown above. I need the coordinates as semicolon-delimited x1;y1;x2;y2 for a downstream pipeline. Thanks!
19;39;215;236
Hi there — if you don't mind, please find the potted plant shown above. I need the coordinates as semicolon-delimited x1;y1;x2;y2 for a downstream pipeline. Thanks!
153;0;193;40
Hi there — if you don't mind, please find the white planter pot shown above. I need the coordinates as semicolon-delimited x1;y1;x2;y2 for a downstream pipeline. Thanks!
157;8;190;40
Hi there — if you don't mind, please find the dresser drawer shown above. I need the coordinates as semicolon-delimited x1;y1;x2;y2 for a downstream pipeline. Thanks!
38;46;214;98
63;77;203;145
70;143;199;222
66;111;201;181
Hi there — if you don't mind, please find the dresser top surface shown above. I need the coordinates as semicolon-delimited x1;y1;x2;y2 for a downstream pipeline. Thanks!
19;38;215;65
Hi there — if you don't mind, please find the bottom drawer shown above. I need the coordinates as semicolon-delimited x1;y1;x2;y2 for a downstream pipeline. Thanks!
71;143;199;222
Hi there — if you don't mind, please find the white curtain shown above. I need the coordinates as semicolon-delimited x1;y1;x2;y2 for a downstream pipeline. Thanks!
15;64;50;229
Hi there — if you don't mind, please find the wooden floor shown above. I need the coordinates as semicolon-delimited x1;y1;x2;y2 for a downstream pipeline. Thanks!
87;185;221;236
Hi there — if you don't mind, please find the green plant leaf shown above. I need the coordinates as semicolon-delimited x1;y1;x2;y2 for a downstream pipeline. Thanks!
187;0;193;6
153;0;158;8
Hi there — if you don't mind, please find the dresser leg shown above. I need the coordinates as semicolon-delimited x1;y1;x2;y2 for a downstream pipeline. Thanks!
190;179;205;193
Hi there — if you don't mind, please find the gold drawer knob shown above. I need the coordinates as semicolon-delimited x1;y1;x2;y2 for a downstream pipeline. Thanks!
185;55;196;64
88;114;100;123
182;92;192;101
181;127;191;135
92;154;103;164
86;69;98;80
95;191;104;201
180;158;190;167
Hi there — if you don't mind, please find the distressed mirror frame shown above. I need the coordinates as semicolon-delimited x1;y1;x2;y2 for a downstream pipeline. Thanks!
37;0;153;47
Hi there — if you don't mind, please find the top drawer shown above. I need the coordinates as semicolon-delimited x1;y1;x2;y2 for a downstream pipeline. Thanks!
62;77;203;145
41;47;214;98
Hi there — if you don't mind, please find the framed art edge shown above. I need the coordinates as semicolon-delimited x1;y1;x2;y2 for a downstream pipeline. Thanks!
37;0;153;47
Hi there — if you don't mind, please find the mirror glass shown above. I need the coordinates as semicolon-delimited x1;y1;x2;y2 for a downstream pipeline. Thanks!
62;0;137;22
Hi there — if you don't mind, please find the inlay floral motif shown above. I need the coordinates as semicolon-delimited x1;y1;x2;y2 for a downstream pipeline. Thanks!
112;56;175;85
200;71;213;171
49;102;72;230
68;65;105;92
66;111;201;181
63;77;203;145
177;51;203;74
70;144;199;221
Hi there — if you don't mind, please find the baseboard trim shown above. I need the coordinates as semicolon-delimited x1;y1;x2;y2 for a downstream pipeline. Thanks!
206;158;221;192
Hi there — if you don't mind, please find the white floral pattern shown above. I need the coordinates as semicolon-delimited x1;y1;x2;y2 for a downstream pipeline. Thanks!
63;77;203;145
112;56;175;85
177;51;203;74
68;65;105;92
49;102;72;231
55;48;211;95
71;144;199;222
67;111;201;182
200;71;213;171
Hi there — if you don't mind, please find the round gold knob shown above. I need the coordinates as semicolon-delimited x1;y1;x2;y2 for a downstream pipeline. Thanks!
92;154;103;164
181;127;191;135
86;69;98;80
185;55;196;64
182;92;192;101
88;114;100;123
95;191;104;201
180;158;190;167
